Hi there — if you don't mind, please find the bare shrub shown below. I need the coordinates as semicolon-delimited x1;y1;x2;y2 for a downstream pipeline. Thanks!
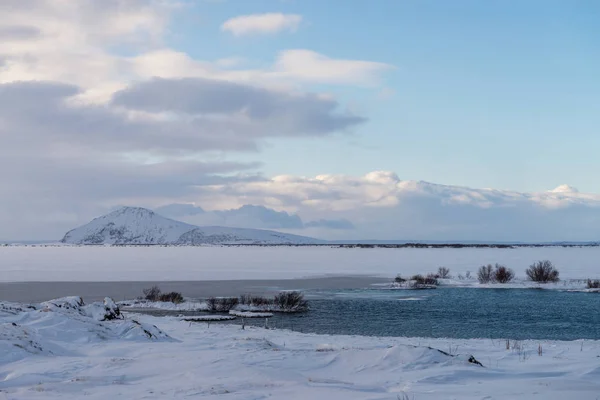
394;275;407;283
158;292;184;304
526;260;559;283
494;264;515;283
437;267;451;279
587;279;600;289
142;286;161;301
477;265;494;283
425;273;439;285
410;274;438;287
205;297;238;312
239;294;250;305
239;294;272;306
206;297;217;311
218;297;239;311
273;291;309;312
251;295;272;306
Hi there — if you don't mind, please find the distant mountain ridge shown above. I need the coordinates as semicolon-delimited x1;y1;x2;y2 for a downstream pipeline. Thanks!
60;207;320;245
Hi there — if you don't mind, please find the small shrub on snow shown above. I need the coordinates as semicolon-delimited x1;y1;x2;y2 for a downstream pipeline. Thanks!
410;274;438;287
493;264;515;283
437;267;451;279
219;297;239;311
158;292;184;304
394;275;407;283
142;286;161;301
239;294;272;306
206;297;217;311
477;264;494;283
273;291;309;312
587;279;600;289
424;273;439;285
101;297;123;321
526;260;559;283
206;297;239;312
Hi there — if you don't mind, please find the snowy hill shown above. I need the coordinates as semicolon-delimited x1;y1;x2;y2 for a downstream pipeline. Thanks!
60;207;320;245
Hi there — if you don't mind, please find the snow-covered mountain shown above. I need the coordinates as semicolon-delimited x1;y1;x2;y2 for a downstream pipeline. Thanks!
60;207;320;245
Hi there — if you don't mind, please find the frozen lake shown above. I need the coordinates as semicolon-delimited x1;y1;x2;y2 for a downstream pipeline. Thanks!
2;245;600;282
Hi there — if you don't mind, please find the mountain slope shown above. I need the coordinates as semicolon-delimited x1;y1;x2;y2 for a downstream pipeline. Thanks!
60;207;319;245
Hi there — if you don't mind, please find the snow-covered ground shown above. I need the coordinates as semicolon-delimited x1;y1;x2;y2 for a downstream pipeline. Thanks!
3;245;600;282
382;277;599;291
2;298;600;399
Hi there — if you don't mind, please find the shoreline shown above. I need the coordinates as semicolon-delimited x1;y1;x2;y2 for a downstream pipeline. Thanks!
0;275;388;303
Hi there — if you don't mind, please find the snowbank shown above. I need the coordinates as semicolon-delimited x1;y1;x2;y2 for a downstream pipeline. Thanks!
2;303;600;398
384;277;600;291
229;310;273;318
181;315;236;322
0;297;171;366
119;299;208;311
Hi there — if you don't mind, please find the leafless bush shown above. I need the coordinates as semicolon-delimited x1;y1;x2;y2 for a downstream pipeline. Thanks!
526;260;559;283
437;267;451;279
239;294;272;306
425;273;439;285
273;291;309;312
205;297;239;312
477;264;494;283
206;297;240;312
158;292;184;304
587;279;600;289
494;264;515;283
220;297;239;311
142;286;161;301
394;275;407;283
206;297;217;311
410;274;438;287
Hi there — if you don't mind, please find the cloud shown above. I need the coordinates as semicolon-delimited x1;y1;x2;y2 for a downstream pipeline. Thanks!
221;13;302;36
194;172;600;241
274;50;394;86
0;0;392;240
154;203;353;231
111;77;365;135
305;219;355;230
154;204;205;217
0;25;40;40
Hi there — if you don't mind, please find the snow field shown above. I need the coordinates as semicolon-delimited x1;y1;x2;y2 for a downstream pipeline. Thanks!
3;245;600;282
1;300;600;399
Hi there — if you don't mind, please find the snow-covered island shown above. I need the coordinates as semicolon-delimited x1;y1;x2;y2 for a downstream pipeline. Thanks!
2;296;600;399
60;206;320;245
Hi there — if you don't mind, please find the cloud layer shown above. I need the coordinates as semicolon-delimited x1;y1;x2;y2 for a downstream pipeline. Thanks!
0;1;391;240
2;1;598;243
221;13;302;36
154;204;354;231
195;172;600;242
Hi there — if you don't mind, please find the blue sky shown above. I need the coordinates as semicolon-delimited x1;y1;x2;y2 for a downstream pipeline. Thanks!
167;0;600;192
2;0;600;240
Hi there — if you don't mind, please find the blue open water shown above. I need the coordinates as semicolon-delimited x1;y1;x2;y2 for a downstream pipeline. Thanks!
232;288;600;340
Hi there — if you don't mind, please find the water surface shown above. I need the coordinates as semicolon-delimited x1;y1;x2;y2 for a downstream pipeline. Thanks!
216;288;600;340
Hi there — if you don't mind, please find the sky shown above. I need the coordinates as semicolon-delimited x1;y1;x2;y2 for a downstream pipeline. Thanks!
0;0;599;241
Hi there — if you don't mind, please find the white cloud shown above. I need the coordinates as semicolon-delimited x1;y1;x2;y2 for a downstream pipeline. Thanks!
0;0;393;240
221;13;302;36
190;172;600;241
274;50;394;86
